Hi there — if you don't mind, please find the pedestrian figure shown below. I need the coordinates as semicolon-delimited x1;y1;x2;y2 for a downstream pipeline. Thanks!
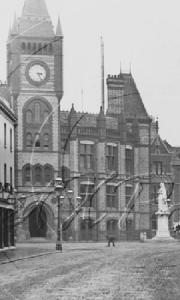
107;234;115;247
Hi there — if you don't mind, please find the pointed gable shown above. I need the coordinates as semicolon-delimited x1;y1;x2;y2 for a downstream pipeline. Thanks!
151;134;170;155
18;0;54;37
123;73;149;119
106;72;149;120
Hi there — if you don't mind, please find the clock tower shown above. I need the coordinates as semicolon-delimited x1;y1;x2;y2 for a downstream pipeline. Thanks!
7;0;63;240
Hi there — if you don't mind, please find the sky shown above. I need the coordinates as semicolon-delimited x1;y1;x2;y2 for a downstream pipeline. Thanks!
0;0;180;145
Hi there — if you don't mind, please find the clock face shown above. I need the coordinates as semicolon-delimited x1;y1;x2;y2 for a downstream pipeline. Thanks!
29;64;46;82
26;61;50;86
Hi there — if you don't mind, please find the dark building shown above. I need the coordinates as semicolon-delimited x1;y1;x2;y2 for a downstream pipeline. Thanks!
0;85;16;250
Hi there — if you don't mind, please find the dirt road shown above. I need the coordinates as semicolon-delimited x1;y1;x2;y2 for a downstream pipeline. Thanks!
0;242;180;300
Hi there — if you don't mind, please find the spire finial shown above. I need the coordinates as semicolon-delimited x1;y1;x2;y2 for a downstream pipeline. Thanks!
11;13;18;35
155;117;159;134
56;16;63;36
129;62;132;74
120;62;122;74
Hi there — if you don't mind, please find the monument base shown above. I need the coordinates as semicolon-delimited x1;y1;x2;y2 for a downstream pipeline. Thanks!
151;211;176;242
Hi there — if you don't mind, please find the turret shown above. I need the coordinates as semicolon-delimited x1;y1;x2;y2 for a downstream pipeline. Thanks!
68;104;78;139
97;106;106;141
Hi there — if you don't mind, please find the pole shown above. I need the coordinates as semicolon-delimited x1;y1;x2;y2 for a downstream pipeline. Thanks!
56;195;62;251
101;36;105;113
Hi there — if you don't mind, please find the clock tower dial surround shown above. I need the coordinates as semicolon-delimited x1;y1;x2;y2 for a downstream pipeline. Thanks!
25;60;50;87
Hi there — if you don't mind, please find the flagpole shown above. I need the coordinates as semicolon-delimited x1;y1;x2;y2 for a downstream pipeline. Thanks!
101;36;105;113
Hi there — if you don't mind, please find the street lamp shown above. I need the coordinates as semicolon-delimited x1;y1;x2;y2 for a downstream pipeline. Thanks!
54;177;64;251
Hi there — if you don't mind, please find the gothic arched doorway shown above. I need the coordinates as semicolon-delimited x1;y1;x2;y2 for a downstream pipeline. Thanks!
29;206;47;237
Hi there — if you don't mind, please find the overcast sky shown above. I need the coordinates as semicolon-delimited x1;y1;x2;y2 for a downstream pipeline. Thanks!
0;0;180;145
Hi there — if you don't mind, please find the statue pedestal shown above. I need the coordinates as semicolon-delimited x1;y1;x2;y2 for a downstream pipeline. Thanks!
152;211;175;242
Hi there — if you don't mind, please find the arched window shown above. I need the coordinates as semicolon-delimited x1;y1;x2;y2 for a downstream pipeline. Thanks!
24;164;31;185
34;165;42;185
26;110;32;123
23;99;52;150
26;133;33;147
34;133;40;148
44;165;53;185
34;103;40;122
43;133;49;149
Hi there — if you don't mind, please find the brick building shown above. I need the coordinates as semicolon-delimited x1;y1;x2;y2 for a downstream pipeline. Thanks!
5;0;180;242
60;72;152;241
0;84;16;250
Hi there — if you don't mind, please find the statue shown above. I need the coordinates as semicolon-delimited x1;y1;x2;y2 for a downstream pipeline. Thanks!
151;182;175;241
157;183;169;213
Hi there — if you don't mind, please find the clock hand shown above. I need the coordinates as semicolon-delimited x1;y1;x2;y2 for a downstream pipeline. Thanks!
37;72;43;80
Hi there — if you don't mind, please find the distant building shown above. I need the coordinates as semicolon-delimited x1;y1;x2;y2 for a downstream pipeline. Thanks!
60;72;152;241
0;84;16;250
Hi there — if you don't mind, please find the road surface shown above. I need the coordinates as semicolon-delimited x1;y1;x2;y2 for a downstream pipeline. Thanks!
0;242;180;299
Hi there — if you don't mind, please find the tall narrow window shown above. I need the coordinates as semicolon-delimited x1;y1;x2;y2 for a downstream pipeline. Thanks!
80;183;95;207
26;133;33;148
34;103;40;122
21;42;26;52
106;144;117;171
106;185;117;209
151;184;159;203
43;133;49;149
34;133;40;148
4;123;6;148
80;143;94;170
34;166;42;185
4;164;7;184
125;185;133;207
24;165;31;185
10;128;12;152
38;43;42;54
44;166;53;185
27;42;31;53
43;43;48;54
32;43;36;54
125;148;134;175
26;110;32;123
10;167;13;186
